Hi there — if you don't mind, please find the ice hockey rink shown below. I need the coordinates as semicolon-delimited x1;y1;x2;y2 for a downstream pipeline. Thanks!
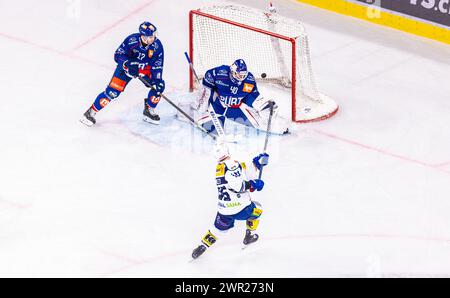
0;0;450;277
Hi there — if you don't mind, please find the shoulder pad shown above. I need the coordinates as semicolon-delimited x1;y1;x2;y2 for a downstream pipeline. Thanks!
154;39;163;51
216;66;229;76
204;71;215;85
246;73;256;82
126;33;140;45
216;163;225;177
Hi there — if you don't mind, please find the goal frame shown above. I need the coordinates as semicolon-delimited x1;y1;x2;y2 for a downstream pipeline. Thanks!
189;8;338;123
189;9;301;123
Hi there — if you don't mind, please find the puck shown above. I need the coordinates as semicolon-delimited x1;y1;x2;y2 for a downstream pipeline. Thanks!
261;73;267;79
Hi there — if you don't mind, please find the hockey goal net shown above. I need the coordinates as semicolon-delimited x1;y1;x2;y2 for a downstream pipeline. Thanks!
189;4;338;123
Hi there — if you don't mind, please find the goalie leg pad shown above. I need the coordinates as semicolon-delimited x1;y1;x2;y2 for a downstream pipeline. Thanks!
196;112;225;135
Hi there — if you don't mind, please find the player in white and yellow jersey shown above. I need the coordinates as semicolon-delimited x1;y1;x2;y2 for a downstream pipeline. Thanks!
192;143;269;259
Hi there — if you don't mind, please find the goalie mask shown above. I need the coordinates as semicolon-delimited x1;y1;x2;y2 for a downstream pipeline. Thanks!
230;59;248;83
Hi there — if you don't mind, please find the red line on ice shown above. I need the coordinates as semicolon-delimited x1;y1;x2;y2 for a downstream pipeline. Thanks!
0;198;31;210
0;32;65;55
433;161;450;168
313;129;450;175
68;0;157;53
97;233;450;277
0;31;111;70
100;250;143;265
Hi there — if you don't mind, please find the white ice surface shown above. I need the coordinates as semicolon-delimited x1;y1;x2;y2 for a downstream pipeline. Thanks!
0;0;449;277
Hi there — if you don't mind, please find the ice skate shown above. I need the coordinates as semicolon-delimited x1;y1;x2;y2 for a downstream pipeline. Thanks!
192;244;207;259
243;229;259;246
143;100;160;125
80;107;96;127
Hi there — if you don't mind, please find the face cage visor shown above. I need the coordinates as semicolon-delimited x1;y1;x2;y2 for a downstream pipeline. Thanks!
141;32;157;44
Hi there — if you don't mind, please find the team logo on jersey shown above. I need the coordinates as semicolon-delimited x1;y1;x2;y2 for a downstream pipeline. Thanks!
215;80;228;87
216;164;225;177
107;90;119;99
129;37;138;44
220;95;241;107
247;74;255;82
243;83;254;93
205;72;214;84
226;202;241;208
99;98;110;108
148;50;154;58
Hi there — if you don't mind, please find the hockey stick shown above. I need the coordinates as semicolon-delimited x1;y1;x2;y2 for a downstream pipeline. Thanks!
184;52;201;85
138;76;216;140
184;52;226;140
258;102;275;179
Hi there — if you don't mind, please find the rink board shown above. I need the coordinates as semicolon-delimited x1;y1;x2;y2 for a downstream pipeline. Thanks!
296;0;450;45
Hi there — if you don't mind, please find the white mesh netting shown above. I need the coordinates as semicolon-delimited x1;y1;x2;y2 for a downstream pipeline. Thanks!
191;4;338;122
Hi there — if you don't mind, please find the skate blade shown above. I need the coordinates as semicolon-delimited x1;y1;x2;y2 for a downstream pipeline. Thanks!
242;244;251;250
143;116;160;125
242;242;258;250
188;257;197;263
242;238;259;250
79;118;94;127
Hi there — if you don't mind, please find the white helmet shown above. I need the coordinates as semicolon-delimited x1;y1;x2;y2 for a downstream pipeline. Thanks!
214;142;230;162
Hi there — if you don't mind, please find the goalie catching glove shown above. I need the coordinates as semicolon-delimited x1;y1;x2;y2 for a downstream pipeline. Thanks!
252;97;278;114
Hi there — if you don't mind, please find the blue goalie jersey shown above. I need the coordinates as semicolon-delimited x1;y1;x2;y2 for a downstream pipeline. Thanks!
202;65;260;109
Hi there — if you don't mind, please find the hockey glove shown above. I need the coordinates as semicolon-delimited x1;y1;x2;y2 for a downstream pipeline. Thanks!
261;100;277;112
253;153;269;171
252;97;277;113
151;79;165;96
138;65;151;78
123;60;140;78
249;179;264;192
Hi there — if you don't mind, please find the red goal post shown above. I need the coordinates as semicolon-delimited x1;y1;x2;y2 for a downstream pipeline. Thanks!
189;4;338;123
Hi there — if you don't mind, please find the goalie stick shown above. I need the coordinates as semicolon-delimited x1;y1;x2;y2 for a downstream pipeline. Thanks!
184;52;226;139
138;76;216;140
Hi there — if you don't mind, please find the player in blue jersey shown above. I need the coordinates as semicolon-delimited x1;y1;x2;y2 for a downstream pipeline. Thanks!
80;21;165;127
192;59;289;135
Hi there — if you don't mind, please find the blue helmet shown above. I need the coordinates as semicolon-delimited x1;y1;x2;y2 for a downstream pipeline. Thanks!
230;59;248;82
139;21;157;37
